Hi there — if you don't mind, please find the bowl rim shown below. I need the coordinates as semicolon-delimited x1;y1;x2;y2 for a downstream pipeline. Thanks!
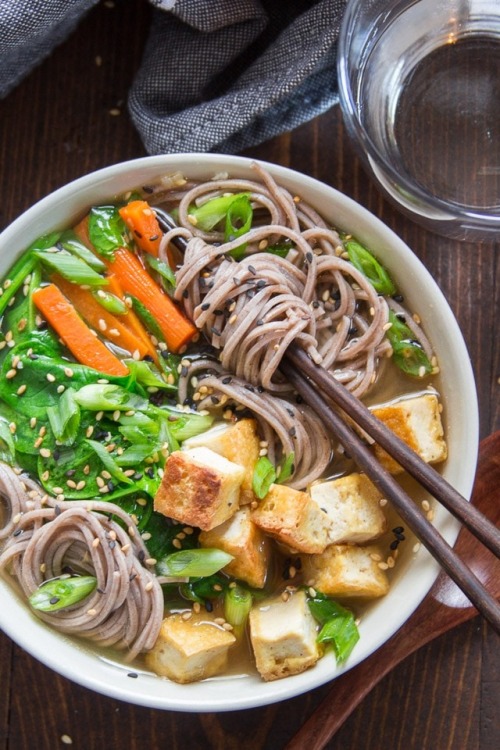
0;153;479;711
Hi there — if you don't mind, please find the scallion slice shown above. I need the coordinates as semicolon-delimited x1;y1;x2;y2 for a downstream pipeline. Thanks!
46;388;80;446
252;456;277;499
307;591;360;665
29;575;97;612
156;548;233;578
343;237;396;296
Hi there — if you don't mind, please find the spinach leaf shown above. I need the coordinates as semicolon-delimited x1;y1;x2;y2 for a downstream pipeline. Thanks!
88;205;128;257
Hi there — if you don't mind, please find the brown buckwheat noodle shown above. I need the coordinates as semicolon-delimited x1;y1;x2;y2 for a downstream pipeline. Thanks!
0;464;164;660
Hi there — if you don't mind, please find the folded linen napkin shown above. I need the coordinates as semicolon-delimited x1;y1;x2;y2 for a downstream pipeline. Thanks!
0;0;347;154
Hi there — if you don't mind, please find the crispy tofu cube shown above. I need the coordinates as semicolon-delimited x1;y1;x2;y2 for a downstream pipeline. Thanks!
199;507;269;588
302;544;390;598
145;614;236;683
249;590;320;681
251;483;332;554
154;446;245;530
310;473;387;544
370;394;447;474
183;418;260;504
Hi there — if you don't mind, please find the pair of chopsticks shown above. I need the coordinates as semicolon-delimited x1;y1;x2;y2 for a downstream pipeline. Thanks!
282;345;500;634
155;207;500;634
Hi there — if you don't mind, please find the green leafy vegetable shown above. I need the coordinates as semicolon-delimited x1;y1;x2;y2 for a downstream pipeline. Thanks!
46;388;80;446
307;592;360;664
85;438;134;485
343;237;396;295
88;205;127;257
386;310;433;377
0;252;38;317
156;548;233;578
145;255;176;292
73;384;148;412
29;575;97;612
0;419;16;463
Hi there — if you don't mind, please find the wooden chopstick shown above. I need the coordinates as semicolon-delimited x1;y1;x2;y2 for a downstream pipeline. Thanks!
286;344;500;559
154;208;500;631
279;355;500;635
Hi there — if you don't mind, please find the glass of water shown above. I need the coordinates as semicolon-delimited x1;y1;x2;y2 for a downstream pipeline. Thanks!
337;0;500;242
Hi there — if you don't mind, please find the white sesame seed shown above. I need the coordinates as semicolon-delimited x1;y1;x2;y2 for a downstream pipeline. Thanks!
46;373;56;383
39;448;51;458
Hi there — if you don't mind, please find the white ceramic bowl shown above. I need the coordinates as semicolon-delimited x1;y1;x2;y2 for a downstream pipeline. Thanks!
0;154;478;711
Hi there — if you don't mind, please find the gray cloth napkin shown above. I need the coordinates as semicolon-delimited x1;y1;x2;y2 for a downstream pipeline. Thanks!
0;0;347;154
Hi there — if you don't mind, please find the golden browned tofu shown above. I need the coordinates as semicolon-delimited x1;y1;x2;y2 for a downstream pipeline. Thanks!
302;544;390;598
199;507;269;588
310;473;387;544
145;614;236;684
370;393;447;474
249;590;320;681
183;418;261;504
154;446;245;530
251;483;332;554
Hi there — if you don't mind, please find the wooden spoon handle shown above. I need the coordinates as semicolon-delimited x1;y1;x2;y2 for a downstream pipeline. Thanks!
285;432;500;750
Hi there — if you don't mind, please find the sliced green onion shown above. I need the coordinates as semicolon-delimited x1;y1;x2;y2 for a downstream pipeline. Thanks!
129;295;165;344
85;439;134;485
386;310;433;377
343;237;396;296
126;359;173;390
266;243;293;258
114;443;154;466
33;249;107;287
46;388;80;446
277;452;295;483
59;231;107;272
252;456;277;499
224;584;252;637
225;195;253;259
156;548;233;578
307;592;360;665
91;289;128;315
29;575;97;612
0;253;38;317
88;205;128;257
162;410;215;442
188;193;250;231
73;384;148;412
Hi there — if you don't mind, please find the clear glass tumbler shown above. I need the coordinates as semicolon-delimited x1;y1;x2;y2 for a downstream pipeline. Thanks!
337;0;500;242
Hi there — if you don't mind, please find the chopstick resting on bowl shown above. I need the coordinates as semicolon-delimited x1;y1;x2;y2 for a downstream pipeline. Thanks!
154;207;500;636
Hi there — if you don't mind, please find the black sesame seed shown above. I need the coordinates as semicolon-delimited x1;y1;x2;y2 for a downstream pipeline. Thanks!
244;384;255;392
181;366;189;377
134;230;143;239
255;280;266;290
205;600;213;613
13;529;22;537
312;300;320;309
201;302;210;311
221;376;232;385
211;327;221;336
289;426;297;437
138;550;145;562
306;252;313;263
160;350;171;359
144;354;154;362
127;672;139;678
145;467;155;478
211;395;220;404
149;235;159;242
256;319;264;326
393;294;404;303
133;472;143;480
50;596;60;605
295;394;304;404
182;289;189;298
286;408;295;418
142;185;154;193
107;481;115;492
248;265;257;275
65;469;76;477
393;526;404;534
54;504;61;516
109;540;116;549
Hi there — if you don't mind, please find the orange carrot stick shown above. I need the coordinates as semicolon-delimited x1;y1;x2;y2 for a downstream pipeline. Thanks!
73;215;92;249
105;247;196;353
105;273;159;364
119;200;162;257
53;275;150;361
32;284;129;377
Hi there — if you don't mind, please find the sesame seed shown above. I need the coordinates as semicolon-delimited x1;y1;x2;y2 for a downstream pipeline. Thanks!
61;735;73;745
193;602;201;614
281;591;290;602
378;561;389;570
92;538;100;548
16;384;27;395
109;107;121;117
422;500;430;512
172;538;182;549
222;622;233;631
9;422;17;434
39;448;51;458
86;426;94;438
76;481;86;491
308;587;317;598
6;369;17;379
57;385;65;394
87;608;97;616
181;611;192;620
46;373;56;383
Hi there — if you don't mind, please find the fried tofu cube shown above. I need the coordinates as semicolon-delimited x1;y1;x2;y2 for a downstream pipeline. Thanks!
183;418;260;504
370;394;447;474
199;507;269;588
145;614;236;684
310;473;387;544
302;544;390;598
249;590;320;681
154;446;245;530
251;483;332;554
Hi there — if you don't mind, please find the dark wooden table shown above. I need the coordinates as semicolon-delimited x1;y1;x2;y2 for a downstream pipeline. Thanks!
0;2;498;749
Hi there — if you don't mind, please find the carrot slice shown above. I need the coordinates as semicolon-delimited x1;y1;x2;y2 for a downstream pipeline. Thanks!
105;247;196;353
32;284;129;377
105;273;159;363
73;215;92;249
53;275;150;361
119;200;162;257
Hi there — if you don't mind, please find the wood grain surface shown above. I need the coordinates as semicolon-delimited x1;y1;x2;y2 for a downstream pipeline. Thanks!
0;2;498;749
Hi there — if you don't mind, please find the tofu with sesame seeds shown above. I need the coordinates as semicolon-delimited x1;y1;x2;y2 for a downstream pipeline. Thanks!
249;590;320;681
199;506;270;588
251;483;332;554
145;613;236;683
310;473;387;544
154;447;245;530
301;543;390;598
183;418;261;504
370;393;447;474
